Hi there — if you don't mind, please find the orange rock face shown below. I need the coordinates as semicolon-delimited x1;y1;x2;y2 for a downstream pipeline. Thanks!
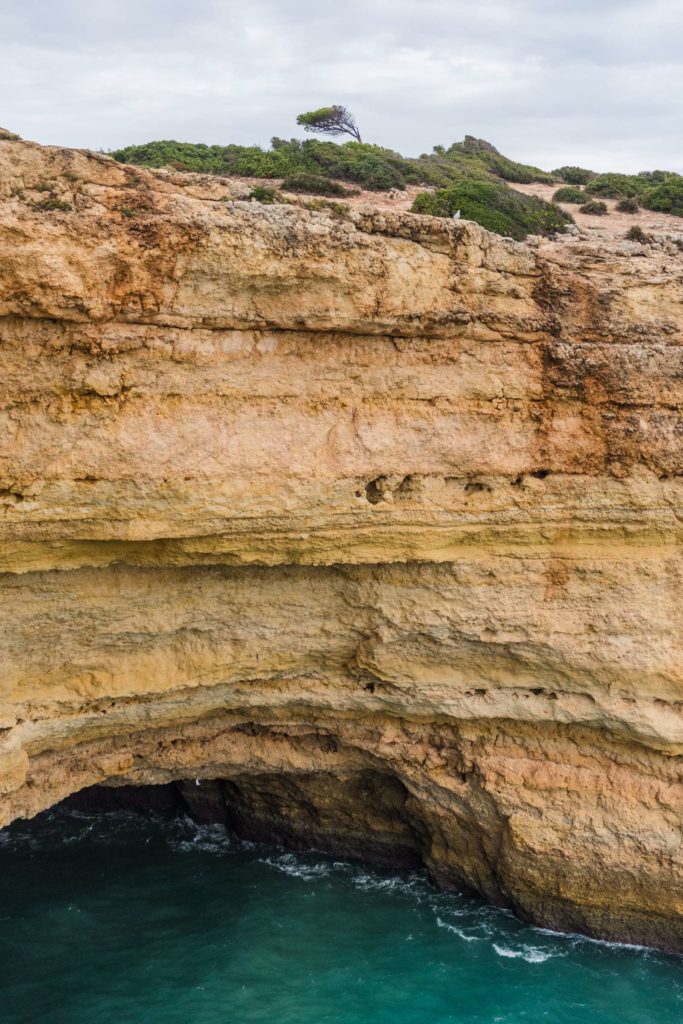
0;138;681;951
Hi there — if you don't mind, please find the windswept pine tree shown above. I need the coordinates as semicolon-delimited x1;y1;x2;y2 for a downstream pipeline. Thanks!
296;105;362;142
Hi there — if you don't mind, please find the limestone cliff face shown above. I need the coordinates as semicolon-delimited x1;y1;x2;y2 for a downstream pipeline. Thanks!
1;138;681;952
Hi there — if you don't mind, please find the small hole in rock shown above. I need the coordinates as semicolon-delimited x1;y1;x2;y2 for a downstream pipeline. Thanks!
365;478;385;504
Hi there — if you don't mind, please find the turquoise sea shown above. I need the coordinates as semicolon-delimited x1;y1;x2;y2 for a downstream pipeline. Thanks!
1;809;680;1024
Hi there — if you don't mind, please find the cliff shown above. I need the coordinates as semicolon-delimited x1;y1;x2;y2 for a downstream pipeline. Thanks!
0;137;681;952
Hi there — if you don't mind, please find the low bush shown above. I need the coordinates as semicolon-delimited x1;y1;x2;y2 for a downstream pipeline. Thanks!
444;136;554;183
579;200;608;215
585;173;646;199
249;186;278;204
112;138;411;191
311;142;407;190
642;177;683;217
411;179;571;240
638;169;679;184
625;226;651;243
616;197;640;213
30;197;72;212
552;186;586;203
281;173;349;196
552;165;595;185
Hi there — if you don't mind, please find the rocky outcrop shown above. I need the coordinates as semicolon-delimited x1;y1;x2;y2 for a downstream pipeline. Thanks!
0;138;681;952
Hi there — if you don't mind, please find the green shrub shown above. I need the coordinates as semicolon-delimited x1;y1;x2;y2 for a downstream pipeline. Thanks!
30;197;72;212
249;186;278;204
444;136;554;183
111;138;411;191
111;135;564;195
638;169;679;184
552;165;595;185
625;225;651;243
411;180;571;240
579;200;608;215
487;155;555;184
615;197;639;213
642;177;683;216
281;173;349;196
553;186;586;203
585;173;645;199
300;198;352;219
307;142;407;190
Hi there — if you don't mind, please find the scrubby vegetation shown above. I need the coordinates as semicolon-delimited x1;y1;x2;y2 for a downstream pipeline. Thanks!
110;122;683;240
411;180;571;240
585;174;646;199
28;197;72;211
553;186;586;204
583;170;683;216
552;165;595;185
616;197;640;213
249;186;278;204
111;133;566;238
112;138;411;191
440;136;555;184
111;134;555;193
625;225;652;243
579;200;608;215
643;177;683;216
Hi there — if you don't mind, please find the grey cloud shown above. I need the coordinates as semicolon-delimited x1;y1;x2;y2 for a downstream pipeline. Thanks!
1;0;682;172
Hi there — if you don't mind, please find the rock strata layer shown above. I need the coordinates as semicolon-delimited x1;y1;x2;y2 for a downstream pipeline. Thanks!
0;138;681;952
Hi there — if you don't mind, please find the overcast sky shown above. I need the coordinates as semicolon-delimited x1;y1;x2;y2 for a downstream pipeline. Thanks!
2;0;682;172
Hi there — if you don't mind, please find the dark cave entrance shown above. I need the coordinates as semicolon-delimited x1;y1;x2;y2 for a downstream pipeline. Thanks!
62;770;427;871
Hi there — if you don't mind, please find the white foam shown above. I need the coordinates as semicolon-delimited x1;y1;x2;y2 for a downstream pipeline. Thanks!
168;822;233;855
351;871;428;899
493;943;554;963
259;853;332;879
436;916;480;942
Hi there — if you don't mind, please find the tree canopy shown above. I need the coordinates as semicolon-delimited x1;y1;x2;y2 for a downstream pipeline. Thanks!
296;106;362;143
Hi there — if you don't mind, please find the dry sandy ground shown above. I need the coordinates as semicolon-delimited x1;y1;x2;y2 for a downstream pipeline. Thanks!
511;181;683;242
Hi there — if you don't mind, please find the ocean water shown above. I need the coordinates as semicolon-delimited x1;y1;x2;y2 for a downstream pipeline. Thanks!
0;810;680;1024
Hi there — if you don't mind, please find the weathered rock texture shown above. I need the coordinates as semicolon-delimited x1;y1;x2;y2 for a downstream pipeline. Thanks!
0;138;681;952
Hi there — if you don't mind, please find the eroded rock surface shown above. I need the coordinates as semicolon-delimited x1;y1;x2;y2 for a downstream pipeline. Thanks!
0;138;681;952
